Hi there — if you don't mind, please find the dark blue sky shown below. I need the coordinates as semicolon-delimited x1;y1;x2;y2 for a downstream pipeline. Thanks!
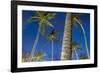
22;10;90;61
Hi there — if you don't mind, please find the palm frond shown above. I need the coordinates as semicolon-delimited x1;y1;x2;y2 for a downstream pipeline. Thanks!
44;19;54;27
45;13;56;20
28;16;40;23
39;22;45;35
36;11;42;17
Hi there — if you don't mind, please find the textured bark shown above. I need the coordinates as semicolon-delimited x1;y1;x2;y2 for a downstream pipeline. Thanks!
61;13;72;60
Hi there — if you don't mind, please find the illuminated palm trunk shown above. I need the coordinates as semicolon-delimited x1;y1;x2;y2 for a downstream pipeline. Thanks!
29;28;40;62
61;13;72;60
51;40;54;61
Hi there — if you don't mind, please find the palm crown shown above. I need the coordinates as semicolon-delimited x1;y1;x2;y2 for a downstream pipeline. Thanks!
28;11;56;35
48;29;57;41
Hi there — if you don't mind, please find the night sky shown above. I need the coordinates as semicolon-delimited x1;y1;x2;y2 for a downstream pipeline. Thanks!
22;10;90;61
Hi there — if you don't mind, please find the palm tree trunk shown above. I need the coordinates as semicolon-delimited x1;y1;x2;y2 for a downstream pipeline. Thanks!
74;48;79;60
71;51;74;59
51;40;54;61
61;13;72;60
29;28;40;62
75;18;89;59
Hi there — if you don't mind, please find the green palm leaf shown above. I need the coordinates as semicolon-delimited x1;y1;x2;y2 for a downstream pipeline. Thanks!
45;13;56;20
44;19;54;27
28;16;40;23
36;11;44;17
39;22;45;35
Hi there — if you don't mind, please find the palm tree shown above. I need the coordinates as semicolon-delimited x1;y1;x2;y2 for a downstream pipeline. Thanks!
72;14;89;58
71;41;81;60
28;11;56;61
48;29;57;61
61;13;89;60
22;51;29;62
32;51;46;61
61;13;72;60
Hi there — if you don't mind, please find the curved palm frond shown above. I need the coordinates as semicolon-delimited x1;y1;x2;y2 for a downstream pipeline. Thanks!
44;13;56;20
28;16;40;23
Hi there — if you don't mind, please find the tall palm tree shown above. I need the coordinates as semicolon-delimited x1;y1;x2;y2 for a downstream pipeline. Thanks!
32;51;46;61
72;14;89;58
28;11;56;61
61;13;89;60
61;13;72;60
48;29;57;61
71;41;81;60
